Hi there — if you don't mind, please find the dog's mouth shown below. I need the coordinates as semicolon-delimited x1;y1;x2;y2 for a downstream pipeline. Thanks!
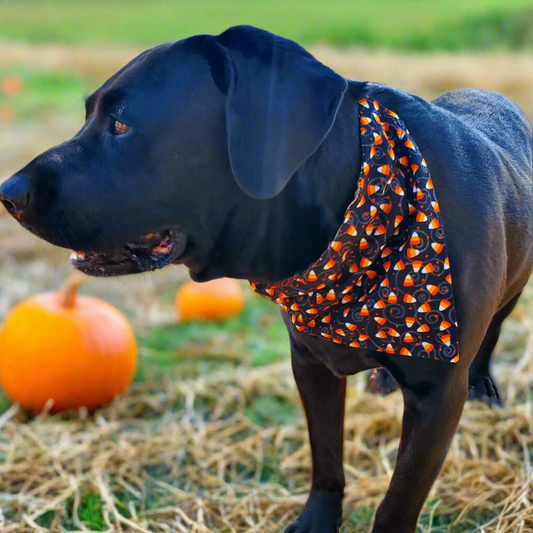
70;230;187;277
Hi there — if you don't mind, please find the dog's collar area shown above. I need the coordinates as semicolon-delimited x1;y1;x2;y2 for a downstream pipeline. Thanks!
251;98;460;363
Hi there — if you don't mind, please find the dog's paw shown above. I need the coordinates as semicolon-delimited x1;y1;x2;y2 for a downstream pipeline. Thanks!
468;375;502;407
285;490;343;533
368;368;399;395
285;517;340;533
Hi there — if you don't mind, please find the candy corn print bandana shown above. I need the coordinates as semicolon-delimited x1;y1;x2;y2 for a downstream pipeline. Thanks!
251;98;460;363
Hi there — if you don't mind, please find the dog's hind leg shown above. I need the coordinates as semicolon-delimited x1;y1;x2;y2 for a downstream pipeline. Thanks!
368;368;399;395
285;338;347;533
468;292;522;406
371;356;468;533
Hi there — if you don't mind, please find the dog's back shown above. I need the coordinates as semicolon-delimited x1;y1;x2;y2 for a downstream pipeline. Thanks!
432;88;532;170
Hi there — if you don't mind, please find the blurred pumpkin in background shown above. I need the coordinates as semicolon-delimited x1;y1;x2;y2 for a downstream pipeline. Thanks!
0;273;137;413
1;74;24;97
175;278;244;321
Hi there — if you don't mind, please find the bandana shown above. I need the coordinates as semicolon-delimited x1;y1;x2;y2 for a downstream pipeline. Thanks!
251;98;460;363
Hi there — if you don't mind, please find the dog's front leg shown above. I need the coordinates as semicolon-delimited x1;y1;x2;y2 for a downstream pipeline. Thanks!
285;339;346;533
372;358;469;533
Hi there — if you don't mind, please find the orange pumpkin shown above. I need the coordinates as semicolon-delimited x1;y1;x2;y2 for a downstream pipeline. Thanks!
1;74;24;97
175;278;244;321
0;273;137;413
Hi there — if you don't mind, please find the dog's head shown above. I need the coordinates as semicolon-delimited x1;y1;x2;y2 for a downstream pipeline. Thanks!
0;26;347;278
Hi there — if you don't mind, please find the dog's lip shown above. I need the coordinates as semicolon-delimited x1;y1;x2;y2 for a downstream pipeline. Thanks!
70;229;187;277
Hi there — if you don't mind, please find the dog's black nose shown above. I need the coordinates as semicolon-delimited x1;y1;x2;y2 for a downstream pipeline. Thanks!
0;174;31;215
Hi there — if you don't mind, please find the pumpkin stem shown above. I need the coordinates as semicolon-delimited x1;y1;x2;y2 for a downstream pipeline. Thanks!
61;271;85;308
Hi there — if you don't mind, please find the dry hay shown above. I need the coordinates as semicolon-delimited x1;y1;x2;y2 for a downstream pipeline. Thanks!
0;321;531;533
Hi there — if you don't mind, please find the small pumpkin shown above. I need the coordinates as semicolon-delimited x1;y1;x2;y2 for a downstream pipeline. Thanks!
0;273;137;413
175;278;244;321
1;74;24;97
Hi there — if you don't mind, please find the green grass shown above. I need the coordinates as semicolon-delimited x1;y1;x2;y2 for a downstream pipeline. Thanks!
0;66;91;119
75;493;107;532
0;0;532;50
136;293;289;383
245;394;298;427
34;493;107;531
0;390;11;415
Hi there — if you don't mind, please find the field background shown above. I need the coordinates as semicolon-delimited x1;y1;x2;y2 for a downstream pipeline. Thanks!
0;2;532;532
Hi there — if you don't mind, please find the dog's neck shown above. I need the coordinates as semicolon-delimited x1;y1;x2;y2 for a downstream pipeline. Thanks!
189;82;366;282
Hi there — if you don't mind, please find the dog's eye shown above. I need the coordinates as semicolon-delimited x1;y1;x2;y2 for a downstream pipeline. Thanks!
113;120;131;136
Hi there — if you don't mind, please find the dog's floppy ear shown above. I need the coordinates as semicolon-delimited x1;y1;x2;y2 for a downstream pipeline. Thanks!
203;26;347;199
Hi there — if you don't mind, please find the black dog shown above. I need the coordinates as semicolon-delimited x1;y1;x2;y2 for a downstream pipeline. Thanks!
1;26;532;533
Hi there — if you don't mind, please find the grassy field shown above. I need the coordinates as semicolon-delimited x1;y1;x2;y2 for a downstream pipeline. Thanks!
0;0;532;50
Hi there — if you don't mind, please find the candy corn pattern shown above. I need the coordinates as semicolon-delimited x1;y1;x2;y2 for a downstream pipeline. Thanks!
251;98;460;363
